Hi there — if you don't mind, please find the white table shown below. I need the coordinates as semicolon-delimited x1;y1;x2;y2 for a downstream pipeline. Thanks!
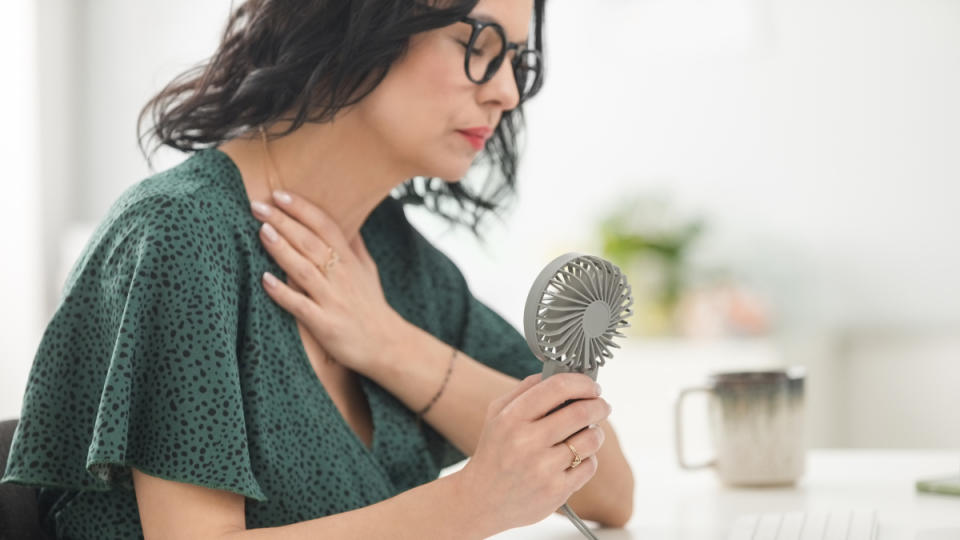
488;449;960;539
434;339;960;538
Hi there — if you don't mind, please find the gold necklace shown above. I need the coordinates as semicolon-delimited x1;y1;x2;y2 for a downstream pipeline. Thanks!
258;125;283;194
258;125;336;366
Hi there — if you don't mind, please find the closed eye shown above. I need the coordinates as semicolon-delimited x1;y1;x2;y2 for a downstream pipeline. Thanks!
455;40;485;56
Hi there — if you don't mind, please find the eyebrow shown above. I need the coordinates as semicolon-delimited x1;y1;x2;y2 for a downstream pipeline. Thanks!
469;13;530;47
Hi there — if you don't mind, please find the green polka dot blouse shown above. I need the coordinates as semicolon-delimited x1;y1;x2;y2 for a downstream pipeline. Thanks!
1;148;541;539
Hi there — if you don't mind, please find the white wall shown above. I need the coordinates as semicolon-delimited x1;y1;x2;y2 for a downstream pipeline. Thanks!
76;0;237;222
2;0;958;445
61;0;960;334
418;0;960;334
0;0;233;420
0;2;42;420
834;328;960;448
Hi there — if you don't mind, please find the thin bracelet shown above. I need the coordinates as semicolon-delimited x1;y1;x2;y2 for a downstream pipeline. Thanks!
416;347;457;426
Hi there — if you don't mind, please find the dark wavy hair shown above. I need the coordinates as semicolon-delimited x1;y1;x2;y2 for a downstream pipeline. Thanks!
137;0;547;237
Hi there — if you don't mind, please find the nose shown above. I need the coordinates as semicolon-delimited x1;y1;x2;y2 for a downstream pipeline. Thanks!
477;57;521;111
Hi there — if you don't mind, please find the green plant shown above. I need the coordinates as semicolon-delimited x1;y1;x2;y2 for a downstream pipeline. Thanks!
598;194;704;334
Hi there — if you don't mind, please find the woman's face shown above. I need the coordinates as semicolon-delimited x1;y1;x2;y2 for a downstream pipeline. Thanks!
353;0;535;182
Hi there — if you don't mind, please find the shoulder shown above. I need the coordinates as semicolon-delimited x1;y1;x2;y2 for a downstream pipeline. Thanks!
62;151;252;294
108;150;248;236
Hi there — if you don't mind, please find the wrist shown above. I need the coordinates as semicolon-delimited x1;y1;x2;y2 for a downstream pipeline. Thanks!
449;466;502;539
365;312;421;377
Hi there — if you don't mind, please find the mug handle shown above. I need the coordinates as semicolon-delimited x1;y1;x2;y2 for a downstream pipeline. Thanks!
674;386;717;470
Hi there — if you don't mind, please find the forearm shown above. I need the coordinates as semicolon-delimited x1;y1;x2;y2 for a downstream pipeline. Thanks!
221;472;496;540
365;318;515;457
366;318;635;527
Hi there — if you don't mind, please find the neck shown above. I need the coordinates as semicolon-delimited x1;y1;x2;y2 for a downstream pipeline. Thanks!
220;116;410;242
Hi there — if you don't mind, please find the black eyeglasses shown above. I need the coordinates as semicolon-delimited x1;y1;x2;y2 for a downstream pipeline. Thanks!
457;16;543;105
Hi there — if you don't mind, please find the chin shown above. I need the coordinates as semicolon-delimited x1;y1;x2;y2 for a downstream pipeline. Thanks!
421;161;473;183
405;142;480;182
437;173;467;183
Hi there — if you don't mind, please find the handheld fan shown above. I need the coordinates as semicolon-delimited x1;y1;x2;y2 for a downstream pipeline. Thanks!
522;253;634;539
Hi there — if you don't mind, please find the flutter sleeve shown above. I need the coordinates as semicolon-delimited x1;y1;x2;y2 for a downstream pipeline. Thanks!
1;194;266;501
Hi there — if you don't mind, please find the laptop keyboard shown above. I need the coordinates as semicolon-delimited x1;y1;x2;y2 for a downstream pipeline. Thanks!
728;509;878;540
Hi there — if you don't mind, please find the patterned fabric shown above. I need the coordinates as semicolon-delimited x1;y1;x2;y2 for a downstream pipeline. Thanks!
1;148;541;539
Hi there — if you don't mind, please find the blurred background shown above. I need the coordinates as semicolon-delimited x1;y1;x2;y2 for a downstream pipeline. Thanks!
1;0;958;454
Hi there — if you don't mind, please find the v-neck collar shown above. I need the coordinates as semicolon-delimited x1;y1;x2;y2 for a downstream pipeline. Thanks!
201;147;399;489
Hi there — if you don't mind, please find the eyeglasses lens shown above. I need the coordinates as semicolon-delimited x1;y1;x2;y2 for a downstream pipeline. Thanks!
468;25;505;83
465;22;541;102
514;50;541;101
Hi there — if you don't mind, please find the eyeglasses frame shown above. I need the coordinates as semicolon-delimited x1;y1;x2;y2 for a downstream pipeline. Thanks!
458;16;543;103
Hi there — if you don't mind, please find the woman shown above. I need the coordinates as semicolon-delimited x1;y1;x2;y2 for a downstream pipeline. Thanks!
2;0;634;537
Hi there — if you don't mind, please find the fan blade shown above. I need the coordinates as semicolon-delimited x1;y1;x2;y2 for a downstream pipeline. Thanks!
540;310;585;325
539;303;590;312
541;291;589;307
556;325;584;362
554;269;597;304
539;317;582;339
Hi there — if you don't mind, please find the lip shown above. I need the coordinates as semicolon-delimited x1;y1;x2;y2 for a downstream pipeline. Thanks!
456;127;493;150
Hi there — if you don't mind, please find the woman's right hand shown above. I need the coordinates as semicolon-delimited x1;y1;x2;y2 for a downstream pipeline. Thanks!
457;372;611;532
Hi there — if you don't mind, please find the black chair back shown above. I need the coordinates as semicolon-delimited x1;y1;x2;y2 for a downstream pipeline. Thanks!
0;419;51;540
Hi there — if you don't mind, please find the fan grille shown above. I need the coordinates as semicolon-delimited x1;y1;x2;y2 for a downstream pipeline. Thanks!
531;255;634;372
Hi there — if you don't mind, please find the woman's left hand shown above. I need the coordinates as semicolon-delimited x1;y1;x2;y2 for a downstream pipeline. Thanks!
249;190;405;374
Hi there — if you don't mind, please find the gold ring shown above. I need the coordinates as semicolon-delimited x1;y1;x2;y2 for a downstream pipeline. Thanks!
324;247;339;273
565;441;582;469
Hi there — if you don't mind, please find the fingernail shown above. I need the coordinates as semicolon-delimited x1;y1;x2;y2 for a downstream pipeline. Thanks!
595;383;602;397
273;190;292;205
262;271;279;288
261;222;279;243
250;201;272;218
